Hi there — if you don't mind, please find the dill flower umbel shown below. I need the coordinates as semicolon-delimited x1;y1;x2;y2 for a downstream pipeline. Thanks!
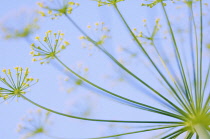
141;0;167;8
0;67;38;101
0;10;39;39
93;0;125;6
80;22;110;49
30;30;70;64
133;18;162;45
17;109;51;139
37;0;79;19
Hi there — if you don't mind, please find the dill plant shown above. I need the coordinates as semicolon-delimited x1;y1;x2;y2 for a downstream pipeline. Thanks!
0;0;210;138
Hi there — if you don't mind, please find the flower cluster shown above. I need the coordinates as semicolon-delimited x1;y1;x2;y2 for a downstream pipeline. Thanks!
60;63;89;93
80;22;110;49
133;18;161;44
141;0;167;8
17;109;51;139
0;10;39;39
37;0;79;19
93;0;125;6
30;30;70;64
65;92;97;117
0;67;38;101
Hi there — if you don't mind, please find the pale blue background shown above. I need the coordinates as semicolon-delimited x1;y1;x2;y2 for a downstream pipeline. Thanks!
0;0;209;139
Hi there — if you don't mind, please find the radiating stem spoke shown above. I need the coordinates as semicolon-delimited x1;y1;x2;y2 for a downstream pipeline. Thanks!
21;95;183;124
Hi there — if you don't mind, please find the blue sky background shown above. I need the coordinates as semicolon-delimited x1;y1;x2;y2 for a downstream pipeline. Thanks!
0;0;210;139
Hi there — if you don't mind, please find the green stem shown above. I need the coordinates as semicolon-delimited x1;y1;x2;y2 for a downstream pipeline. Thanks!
194;124;210;139
188;2;197;113
20;95;183;124
189;3;200;113
64;14;189;117
114;4;191;116
185;132;194;139
161;127;186;139
90;125;179;139
199;0;203;112
55;56;185;120
150;39;193;114
161;1;195;114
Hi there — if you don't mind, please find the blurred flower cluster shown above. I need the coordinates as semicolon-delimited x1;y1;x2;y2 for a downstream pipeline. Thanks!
16;109;51;139
0;9;39;39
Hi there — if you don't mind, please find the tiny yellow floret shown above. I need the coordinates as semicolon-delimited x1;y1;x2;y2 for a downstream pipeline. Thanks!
60;45;66;49
95;22;99;26
37;2;44;8
35;36;40;40
32;58;37;62
79;36;85;40
64;41;70;45
68;2;75;5
2;69;6;73
14;67;19;70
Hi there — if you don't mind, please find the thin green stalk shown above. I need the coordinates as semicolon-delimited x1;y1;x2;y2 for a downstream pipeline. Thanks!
17;68;23;88
25;37;184;118
114;4;191;115
21;95;183;124
0;77;15;90
196;134;199;139
169;129;186;138
199;0;203;112
161;127;186;139
90;125;180;139
148;25;186;100
63;14;189;117
185;132;194;139
152;10;194;108
151;39;194;114
101;49;188;116
189;4;200;112
148;127;175;139
202;94;210;114
188;1;197;110
55;56;185;120
160;1;195;114
194;124;210;139
5;74;16;89
201;62;210;107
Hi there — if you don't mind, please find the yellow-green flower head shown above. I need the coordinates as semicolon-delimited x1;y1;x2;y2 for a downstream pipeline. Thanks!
81;22;111;47
0;9;39;39
0;67;38;101
92;0;125;6
141;0;167;8
37;0;80;20
17;109;51;139
133;18;161;41
30;30;70;64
